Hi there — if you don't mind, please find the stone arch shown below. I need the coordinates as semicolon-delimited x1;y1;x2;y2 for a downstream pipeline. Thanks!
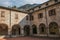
49;22;59;35
32;24;37;34
0;23;8;35
39;23;46;34
12;24;21;35
24;25;30;36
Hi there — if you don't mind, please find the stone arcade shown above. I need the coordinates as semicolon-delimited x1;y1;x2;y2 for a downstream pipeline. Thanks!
0;0;60;37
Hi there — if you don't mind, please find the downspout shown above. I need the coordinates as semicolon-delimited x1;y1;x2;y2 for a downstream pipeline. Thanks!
29;12;32;36
9;9;11;37
45;7;49;37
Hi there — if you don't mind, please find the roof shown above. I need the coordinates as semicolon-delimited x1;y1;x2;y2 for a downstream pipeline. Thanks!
0;0;60;14
0;6;27;13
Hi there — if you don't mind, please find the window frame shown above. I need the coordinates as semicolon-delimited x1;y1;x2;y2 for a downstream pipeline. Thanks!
26;16;28;20
30;15;34;21
49;9;56;16
1;11;5;17
38;13;43;19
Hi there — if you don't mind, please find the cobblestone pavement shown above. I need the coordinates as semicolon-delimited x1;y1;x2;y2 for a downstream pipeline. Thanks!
0;36;60;40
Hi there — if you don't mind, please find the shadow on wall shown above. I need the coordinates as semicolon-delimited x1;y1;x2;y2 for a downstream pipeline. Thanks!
10;13;28;36
18;14;29;26
0;13;28;39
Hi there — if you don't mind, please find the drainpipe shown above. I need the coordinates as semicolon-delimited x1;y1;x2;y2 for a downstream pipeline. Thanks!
45;7;49;37
9;9;11;37
29;12;32;36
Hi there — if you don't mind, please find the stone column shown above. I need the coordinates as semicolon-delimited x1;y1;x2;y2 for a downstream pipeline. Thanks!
21;27;24;36
37;26;40;36
30;26;33;36
46;27;49;37
58;26;60;36
8;26;12;37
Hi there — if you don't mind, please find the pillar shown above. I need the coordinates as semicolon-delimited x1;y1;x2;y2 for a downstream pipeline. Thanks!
46;27;49;37
21;27;24;36
30;26;33;36
37;26;40;36
8;26;12;37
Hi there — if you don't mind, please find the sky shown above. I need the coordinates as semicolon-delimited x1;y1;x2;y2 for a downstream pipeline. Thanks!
0;0;48;7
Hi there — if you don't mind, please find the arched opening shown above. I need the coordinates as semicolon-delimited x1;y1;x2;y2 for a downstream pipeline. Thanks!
0;24;8;35
49;22;59;35
24;25;30;36
12;24;20;35
32;24;37;34
39;23;46;34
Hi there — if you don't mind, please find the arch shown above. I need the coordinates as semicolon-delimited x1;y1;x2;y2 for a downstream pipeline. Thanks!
12;24;21;35
32;24;37;34
0;23;8;35
39;23;46;34
49;22;59;35
24;25;30;36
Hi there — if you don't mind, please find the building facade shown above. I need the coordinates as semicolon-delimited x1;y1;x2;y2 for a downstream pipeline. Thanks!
0;0;60;38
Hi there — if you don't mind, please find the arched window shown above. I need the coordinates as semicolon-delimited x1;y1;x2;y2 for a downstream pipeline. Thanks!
12;24;20;35
39;23;46;34
0;24;8;35
24;25;30;36
49;22;59;35
32;24;37;34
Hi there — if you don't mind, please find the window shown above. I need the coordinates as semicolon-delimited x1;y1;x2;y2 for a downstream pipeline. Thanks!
32;25;37;34
54;0;58;2
39;24;46;34
39;6;41;8
38;13;43;18
26;15;34;21
12;24;21;35
49;9;56;16
49;22;59;35
41;27;44;32
26;16;28;20
1;11;5;17
15;14;18;19
30;15;34;21
46;2;48;6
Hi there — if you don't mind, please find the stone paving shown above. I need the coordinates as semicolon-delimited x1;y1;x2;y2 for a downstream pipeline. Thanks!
0;36;60;40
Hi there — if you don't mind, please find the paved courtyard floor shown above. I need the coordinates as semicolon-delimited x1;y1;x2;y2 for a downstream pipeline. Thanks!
0;36;60;40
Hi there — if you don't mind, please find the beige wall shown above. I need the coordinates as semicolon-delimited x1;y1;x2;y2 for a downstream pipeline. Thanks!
0;8;29;36
11;11;28;27
46;3;60;26
0;0;60;37
32;1;60;28
0;8;10;27
31;1;60;36
33;9;46;26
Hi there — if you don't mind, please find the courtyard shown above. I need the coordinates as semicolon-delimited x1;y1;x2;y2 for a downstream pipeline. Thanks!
0;36;60;40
